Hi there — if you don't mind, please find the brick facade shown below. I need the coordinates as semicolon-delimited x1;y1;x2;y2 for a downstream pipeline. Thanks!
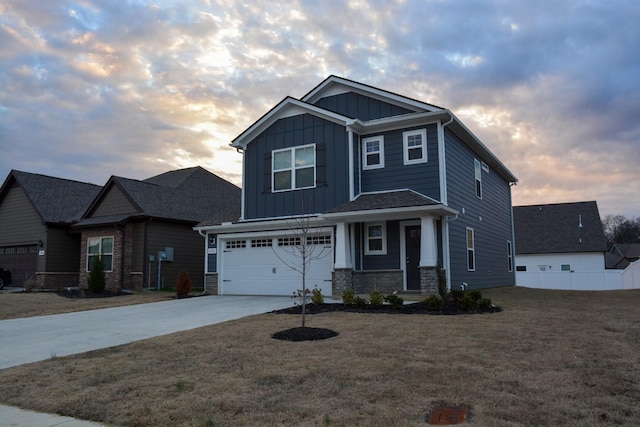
420;266;438;295
205;273;218;294
332;268;436;296
79;227;125;292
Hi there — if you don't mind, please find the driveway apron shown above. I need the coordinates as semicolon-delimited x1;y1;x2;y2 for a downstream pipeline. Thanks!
0;295;293;370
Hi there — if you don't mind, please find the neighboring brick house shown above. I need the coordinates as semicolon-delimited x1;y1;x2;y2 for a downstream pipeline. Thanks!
0;170;100;289
73;166;240;292
195;76;518;296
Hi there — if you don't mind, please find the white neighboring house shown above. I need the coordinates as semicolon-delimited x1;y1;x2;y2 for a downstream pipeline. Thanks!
513;201;610;290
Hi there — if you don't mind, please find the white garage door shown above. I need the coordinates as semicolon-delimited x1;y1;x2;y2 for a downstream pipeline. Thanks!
220;234;334;296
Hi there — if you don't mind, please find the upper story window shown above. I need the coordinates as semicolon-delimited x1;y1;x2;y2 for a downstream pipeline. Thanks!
272;144;316;192
87;236;114;272
403;129;427;165
474;159;482;199
362;136;384;170
466;227;475;271
365;223;387;255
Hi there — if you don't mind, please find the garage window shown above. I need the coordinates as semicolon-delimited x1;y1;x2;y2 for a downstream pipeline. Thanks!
307;235;331;245
226;240;246;249
251;239;272;248
87;236;114;271
278;237;301;246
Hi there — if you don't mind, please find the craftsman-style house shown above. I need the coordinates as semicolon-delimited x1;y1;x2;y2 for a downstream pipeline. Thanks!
195;76;518;296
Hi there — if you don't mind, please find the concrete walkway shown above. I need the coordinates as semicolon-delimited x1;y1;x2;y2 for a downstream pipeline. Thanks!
0;295;293;426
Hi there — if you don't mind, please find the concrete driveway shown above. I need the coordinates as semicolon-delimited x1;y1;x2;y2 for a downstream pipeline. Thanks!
0;295;293;370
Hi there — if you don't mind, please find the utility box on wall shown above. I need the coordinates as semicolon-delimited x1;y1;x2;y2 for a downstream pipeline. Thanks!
158;247;174;262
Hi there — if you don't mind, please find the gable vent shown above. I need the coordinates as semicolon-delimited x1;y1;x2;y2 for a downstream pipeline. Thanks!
578;214;584;228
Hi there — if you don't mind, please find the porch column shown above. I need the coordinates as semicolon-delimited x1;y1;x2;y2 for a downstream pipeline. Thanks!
334;222;352;269
419;216;438;267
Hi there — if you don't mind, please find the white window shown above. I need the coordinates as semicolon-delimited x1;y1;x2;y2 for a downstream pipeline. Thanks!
307;235;332;245
87;236;114;271
365;223;387;255
362;136;384;170
474;159;482;199
403;129;427;165
251;239;272;248
272;144;316;192
507;240;513;272
226;240;246;249
278;237;301;246
466;228;475;271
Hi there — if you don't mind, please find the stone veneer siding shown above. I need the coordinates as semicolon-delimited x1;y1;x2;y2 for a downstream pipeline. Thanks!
36;272;79;291
420;266;438;295
205;273;219;294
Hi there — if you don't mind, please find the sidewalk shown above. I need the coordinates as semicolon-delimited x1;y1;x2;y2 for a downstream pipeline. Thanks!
0;295;293;426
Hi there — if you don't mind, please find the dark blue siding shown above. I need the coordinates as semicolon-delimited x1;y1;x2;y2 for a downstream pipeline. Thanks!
314;92;414;120
206;233;217;273
444;129;515;289
359;124;440;200
354;221;402;270
244;114;350;219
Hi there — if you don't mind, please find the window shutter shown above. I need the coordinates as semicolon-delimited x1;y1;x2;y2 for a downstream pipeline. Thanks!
263;152;272;194
316;143;326;187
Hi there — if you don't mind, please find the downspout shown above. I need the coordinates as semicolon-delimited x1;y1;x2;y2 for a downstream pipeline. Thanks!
347;129;355;201
197;228;208;294
236;147;246;221
440;113;455;290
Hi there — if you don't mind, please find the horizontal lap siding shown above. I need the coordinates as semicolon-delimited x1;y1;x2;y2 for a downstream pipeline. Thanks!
244;114;349;219
445;129;515;290
0;185;46;245
91;187;137;216
360;124;440;200
314;92;413;120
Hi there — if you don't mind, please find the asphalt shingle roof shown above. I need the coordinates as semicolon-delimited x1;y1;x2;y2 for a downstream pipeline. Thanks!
75;166;241;227
513;201;607;254
326;190;440;213
2;171;101;223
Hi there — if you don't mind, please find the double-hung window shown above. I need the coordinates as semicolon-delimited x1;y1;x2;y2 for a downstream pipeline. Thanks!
466;228;475;271
507;240;513;272
474;159;482;199
87;236;114;271
403;129;427;165
362;136;384;170
273;144;316;192
365;223;386;255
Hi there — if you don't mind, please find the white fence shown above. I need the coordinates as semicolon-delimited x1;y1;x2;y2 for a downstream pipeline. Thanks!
517;260;640;291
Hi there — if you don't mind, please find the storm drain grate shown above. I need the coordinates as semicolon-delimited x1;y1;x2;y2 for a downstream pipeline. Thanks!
427;405;469;425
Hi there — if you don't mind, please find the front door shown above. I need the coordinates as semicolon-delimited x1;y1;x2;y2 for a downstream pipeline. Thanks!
405;226;421;290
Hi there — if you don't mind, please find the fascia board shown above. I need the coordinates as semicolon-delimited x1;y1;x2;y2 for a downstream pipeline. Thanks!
302;76;445;113
193;215;330;233
349;111;451;134
230;98;352;149
321;205;459;222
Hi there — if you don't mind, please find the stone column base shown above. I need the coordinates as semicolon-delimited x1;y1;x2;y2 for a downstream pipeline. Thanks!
420;266;438;295
332;268;353;297
205;273;219;295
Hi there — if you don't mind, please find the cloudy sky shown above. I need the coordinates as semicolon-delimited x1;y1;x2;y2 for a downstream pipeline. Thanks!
1;0;638;217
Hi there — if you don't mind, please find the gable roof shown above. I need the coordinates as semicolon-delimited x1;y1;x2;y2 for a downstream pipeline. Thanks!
606;243;640;269
230;76;517;184
75;166;240;227
0;170;101;224
513;201;607;255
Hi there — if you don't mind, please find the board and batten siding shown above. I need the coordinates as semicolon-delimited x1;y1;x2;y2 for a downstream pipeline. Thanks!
358;124;440;200
243;114;350;219
444;129;515;290
312;92;414;121
0;185;46;245
90;186;138;217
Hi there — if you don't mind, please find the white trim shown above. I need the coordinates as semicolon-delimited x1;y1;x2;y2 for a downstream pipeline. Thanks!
437;121;448;205
474;159;482;199
362;135;385;170
364;222;387;255
403;129;428;165
322;203;458;222
86;236;114;272
240;149;246;220
507;240;513;272
272;143;316;192
348;129;355;201
443;217;451;291
466;227;476;271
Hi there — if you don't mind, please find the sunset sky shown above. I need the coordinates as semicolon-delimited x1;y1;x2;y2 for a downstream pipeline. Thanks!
1;0;638;217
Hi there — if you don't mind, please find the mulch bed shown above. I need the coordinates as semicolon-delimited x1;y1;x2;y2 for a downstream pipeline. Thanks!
272;327;339;342
271;301;502;316
57;289;132;298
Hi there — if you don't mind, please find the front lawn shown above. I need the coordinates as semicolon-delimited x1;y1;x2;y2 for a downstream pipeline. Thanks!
0;287;638;426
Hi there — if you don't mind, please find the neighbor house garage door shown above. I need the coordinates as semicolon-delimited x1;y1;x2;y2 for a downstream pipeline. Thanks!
220;234;333;296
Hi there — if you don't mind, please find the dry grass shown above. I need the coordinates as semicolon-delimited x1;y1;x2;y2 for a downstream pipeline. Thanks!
1;287;639;426
0;291;173;320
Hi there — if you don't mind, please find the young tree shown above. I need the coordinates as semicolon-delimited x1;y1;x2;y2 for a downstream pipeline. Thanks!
88;256;106;293
272;215;332;327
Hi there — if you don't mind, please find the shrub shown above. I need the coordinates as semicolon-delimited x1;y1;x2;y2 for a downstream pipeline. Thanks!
342;288;355;305
175;270;192;298
352;295;368;309
436;264;448;299
384;293;404;310
87;256;106;293
311;285;324;305
424;294;444;311
369;290;385;307
478;297;493;310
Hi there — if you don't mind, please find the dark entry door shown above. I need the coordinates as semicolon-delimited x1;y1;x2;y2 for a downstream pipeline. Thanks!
405;226;421;290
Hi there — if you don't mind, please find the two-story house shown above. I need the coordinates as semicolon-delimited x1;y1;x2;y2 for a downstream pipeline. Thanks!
195;76;518;296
